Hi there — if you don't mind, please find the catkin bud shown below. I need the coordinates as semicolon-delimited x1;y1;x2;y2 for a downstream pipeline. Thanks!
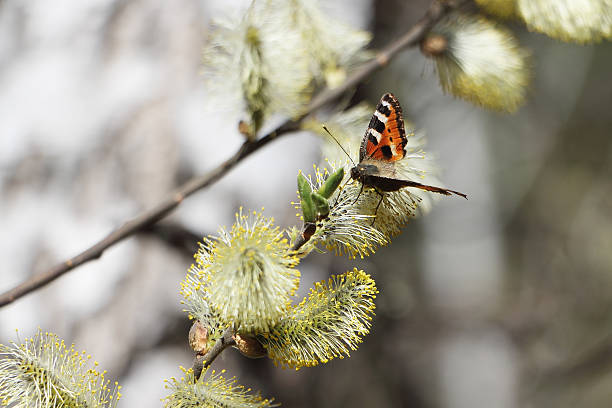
234;333;267;359
189;320;209;355
420;33;448;58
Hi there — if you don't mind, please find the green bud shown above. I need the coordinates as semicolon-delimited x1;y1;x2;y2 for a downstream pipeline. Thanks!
317;167;344;199
298;173;315;223
311;192;330;219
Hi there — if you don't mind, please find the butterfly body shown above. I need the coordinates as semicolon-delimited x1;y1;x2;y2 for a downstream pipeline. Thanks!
350;93;467;199
350;160;404;192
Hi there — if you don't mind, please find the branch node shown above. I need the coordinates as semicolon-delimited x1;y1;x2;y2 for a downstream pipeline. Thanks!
191;327;235;381
375;53;389;66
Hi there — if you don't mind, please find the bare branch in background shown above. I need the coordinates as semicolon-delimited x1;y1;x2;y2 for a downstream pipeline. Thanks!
0;0;454;308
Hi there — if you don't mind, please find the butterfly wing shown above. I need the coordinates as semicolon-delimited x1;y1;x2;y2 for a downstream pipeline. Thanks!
367;174;467;198
357;93;468;199
360;93;408;162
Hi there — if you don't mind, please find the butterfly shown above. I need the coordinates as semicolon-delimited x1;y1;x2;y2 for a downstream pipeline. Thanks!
350;93;467;207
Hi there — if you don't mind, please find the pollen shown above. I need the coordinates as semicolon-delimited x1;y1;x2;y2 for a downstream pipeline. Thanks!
181;208;300;334
163;365;275;407
259;268;377;369
0;330;121;407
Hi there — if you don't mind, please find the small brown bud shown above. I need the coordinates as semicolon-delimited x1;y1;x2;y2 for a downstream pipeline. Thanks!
420;34;448;58
238;120;256;141
302;222;317;241
188;320;209;355
233;333;267;359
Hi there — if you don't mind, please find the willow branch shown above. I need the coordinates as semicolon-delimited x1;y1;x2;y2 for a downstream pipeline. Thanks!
0;0;452;308
192;327;236;381
0;121;297;307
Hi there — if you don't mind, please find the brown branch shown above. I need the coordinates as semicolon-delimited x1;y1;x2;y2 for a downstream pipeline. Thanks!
306;0;449;113
291;222;316;252
0;0;453;308
0;121;295;307
192;327;236;381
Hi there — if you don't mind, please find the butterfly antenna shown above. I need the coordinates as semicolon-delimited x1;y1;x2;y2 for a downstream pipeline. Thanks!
322;126;356;167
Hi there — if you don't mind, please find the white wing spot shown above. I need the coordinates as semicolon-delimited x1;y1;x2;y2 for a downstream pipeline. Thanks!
369;129;382;142
390;143;398;157
374;111;388;123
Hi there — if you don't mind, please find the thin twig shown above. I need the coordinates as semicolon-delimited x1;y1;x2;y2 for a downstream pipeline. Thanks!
291;222;316;252
192;327;236;381
0;0;452;308
306;0;449;113
0;121;294;307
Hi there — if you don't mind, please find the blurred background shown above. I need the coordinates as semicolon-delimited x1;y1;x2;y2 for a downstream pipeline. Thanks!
1;0;612;407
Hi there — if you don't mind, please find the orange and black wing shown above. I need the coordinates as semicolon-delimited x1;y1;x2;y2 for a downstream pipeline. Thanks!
359;93;408;162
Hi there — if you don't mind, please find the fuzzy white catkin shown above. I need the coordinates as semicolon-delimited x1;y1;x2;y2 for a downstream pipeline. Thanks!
518;0;612;43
